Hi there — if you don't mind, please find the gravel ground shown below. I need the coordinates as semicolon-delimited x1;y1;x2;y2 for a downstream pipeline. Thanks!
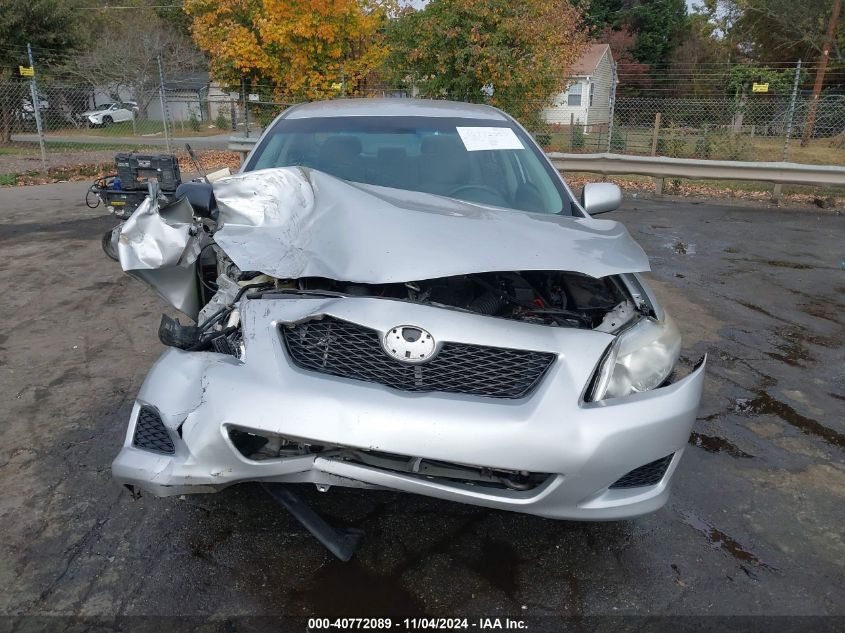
0;183;842;627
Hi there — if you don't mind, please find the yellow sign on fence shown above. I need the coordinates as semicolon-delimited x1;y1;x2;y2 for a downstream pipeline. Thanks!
752;82;769;93
19;65;34;77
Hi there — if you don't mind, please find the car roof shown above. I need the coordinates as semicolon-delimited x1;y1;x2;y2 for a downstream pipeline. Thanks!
282;98;510;121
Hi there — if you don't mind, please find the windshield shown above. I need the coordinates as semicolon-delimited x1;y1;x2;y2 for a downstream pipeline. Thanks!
93;104;113;111
245;115;571;215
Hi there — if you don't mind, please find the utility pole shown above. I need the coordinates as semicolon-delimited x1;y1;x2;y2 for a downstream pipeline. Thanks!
783;59;802;161
241;76;249;138
157;55;172;153
606;61;618;153
27;43;47;173
801;0;841;146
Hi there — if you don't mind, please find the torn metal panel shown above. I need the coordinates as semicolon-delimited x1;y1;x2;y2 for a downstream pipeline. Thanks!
117;196;202;318
117;196;198;271
212;167;650;283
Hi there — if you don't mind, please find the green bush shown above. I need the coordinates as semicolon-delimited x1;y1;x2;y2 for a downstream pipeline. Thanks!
656;124;686;157
189;111;201;132
694;135;713;159
609;125;626;152
0;173;16;186
253;106;280;130
214;110;230;131
712;133;750;161
571;125;586;150
533;132;552;147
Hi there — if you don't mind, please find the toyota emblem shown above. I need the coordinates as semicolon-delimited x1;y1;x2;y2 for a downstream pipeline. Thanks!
383;326;436;364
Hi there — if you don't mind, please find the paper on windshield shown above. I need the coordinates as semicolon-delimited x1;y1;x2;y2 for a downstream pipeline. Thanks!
456;126;524;152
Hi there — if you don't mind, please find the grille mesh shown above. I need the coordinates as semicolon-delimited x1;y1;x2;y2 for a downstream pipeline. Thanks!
133;406;175;454
609;454;673;489
282;317;555;399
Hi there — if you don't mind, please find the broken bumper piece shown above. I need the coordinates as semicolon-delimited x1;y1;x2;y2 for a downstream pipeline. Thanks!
112;297;705;520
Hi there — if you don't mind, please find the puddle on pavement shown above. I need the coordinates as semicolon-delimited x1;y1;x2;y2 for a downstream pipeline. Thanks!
761;259;815;270
0;216;115;242
735;300;781;321
798;298;845;325
464;540;521;596
766;326;817;367
688;432;754;458
735;393;845;450
679;510;776;572
293;557;425;616
734;257;817;270
289;509;520;616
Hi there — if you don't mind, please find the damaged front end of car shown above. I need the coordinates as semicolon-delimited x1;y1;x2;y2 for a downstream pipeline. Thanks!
110;166;704;523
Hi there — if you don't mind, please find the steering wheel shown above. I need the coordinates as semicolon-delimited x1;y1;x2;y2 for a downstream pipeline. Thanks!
447;184;508;207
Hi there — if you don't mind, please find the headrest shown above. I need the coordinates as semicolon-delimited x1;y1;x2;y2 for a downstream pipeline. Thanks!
421;134;465;156
320;135;362;159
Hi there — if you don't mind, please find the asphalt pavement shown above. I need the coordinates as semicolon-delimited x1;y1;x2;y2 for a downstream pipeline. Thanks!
0;183;842;623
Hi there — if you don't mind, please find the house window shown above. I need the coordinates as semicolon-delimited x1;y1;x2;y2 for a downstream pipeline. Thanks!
567;83;582;107
589;83;595;107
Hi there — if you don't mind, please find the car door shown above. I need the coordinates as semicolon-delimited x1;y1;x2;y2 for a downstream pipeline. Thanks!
112;104;132;123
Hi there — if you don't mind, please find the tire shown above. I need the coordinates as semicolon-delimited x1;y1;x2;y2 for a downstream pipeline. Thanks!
102;115;113;126
101;227;120;262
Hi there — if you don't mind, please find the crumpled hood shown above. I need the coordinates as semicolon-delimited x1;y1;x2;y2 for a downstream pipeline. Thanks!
211;167;649;282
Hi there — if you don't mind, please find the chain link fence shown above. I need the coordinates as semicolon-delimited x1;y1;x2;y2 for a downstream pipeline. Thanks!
2;77;845;183
527;95;845;166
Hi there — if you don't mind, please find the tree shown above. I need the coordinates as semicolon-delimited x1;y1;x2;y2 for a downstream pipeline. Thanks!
723;0;840;63
184;0;394;100
575;0;625;34
384;0;587;125
577;0;688;66
665;13;734;96
625;0;688;66
0;0;82;143
62;9;205;117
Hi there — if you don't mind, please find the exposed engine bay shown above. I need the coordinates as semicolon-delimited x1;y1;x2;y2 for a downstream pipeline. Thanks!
163;241;641;357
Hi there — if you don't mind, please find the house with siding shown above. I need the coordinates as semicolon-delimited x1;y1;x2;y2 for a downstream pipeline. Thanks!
542;44;616;132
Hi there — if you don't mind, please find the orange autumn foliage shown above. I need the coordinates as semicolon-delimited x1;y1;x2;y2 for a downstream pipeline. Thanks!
185;0;394;100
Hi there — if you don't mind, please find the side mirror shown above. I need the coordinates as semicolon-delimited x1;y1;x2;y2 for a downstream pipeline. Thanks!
580;183;622;215
175;181;217;219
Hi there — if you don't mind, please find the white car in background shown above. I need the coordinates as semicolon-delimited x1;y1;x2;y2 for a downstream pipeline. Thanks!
79;102;137;127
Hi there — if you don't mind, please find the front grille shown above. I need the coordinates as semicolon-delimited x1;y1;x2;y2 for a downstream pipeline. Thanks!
609;454;673;489
282;317;555;399
133;406;175;454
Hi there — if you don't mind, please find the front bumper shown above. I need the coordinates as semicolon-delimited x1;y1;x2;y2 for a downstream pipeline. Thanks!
112;297;705;520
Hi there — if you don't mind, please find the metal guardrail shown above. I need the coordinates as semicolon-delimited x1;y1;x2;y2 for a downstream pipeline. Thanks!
229;138;845;199
547;152;845;188
229;137;257;158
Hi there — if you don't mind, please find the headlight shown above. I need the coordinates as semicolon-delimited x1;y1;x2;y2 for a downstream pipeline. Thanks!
589;314;681;401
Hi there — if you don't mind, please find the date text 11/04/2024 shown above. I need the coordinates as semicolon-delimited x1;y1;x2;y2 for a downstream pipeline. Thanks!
307;618;528;630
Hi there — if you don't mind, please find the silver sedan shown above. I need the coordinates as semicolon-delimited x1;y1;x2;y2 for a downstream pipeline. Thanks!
110;99;704;521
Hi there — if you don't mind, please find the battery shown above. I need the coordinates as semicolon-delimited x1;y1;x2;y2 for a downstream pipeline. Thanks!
114;153;181;192
99;189;150;218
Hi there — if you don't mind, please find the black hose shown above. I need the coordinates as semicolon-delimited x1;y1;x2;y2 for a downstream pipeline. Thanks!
188;325;237;352
468;291;505;315
196;281;274;331
86;186;101;208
